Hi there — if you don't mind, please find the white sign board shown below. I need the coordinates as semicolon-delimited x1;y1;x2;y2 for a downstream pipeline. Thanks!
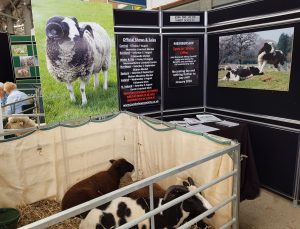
170;16;200;23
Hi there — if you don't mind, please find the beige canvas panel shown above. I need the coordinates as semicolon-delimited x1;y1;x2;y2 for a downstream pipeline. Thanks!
136;119;233;227
0;112;235;227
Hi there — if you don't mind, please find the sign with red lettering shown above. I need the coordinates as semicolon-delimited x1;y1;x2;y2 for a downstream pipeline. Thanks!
117;34;160;109
168;38;199;88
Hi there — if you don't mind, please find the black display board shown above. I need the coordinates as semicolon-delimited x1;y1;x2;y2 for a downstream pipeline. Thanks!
168;38;200;88
249;124;299;197
208;0;300;25
114;10;159;26
0;33;15;83
207;21;300;120
115;10;205;113
163;35;204;110
117;34;161;110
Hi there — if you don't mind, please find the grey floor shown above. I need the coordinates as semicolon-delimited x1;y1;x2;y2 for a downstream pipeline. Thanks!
239;189;300;229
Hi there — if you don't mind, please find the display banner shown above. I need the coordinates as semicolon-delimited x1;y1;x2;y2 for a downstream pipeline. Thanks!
168;38;199;88
31;0;117;123
117;34;160;109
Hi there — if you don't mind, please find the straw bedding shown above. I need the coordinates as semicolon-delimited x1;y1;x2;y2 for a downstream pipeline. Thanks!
17;199;80;228
17;199;214;229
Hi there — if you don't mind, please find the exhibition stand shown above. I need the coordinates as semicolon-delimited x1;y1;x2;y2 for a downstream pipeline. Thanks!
114;0;300;204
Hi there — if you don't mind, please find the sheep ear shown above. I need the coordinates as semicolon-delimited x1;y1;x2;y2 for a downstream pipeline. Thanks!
188;177;195;186
109;159;116;164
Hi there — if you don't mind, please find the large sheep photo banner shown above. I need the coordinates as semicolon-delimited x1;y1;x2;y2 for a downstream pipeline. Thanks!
31;0;117;123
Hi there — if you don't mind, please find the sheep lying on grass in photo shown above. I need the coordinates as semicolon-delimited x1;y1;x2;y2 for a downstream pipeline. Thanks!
5;116;36;136
222;66;263;81
119;172;166;199
46;16;111;105
61;158;134;217
79;185;214;229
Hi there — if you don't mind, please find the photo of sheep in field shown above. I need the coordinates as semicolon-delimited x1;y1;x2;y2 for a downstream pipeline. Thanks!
20;56;37;67
15;67;31;78
218;27;294;91
46;16;111;105
31;0;117;123
12;45;28;56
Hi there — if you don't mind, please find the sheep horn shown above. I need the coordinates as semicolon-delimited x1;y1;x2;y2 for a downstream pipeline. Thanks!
81;25;94;38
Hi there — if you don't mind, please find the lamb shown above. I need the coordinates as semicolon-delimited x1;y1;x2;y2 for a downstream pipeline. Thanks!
61;158;134;216
45;16;111;105
5;116;36;136
119;172;166;199
79;184;214;229
182;177;214;228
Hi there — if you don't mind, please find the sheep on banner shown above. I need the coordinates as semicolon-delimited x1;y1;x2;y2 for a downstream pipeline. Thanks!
45;16;111;105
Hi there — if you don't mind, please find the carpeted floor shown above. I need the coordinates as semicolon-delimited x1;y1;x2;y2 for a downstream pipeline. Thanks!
239;189;300;229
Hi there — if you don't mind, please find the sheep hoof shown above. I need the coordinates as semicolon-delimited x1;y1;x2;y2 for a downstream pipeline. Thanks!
103;84;108;90
82;101;87;106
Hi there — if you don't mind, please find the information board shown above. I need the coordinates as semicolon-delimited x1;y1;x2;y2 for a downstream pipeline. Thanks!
117;34;160;109
168;38;199;88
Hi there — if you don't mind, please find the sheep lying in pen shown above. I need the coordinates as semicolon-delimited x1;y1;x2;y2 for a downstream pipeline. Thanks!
79;184;214;229
45;16;111;105
61;158;134;217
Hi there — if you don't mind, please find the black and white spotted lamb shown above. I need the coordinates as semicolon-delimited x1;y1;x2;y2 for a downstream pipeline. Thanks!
79;178;214;229
46;16;111;105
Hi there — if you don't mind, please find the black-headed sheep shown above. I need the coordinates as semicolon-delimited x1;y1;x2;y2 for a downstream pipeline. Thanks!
119;172;166;199
61;158;134;216
45;16;111;105
182;177;214;228
79;184;214;229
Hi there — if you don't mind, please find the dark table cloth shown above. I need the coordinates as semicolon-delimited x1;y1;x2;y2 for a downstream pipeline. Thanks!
207;122;260;201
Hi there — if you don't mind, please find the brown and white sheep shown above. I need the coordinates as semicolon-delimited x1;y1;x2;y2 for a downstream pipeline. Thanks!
61;158;134;216
119;172;166;199
5;116;36;136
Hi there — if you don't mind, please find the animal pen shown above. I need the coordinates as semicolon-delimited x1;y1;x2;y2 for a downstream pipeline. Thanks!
0;112;240;228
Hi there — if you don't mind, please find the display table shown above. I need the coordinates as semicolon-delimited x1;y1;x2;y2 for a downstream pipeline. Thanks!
207;121;260;201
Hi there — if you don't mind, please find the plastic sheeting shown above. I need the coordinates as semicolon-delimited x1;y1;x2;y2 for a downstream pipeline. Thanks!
0;112;235;227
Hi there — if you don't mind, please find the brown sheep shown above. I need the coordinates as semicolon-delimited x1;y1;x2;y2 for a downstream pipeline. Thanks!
119;172;166;199
5;116;36;136
61;158;134;215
